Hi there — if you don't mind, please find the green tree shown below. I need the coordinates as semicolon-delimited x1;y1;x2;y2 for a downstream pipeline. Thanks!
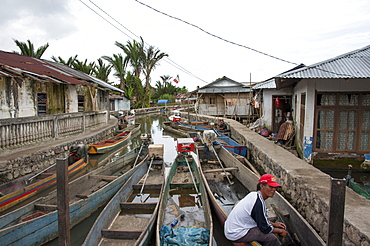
102;53;127;91
51;55;78;66
115;38;144;78
93;58;112;82
72;59;95;75
142;45;168;107
13;39;49;58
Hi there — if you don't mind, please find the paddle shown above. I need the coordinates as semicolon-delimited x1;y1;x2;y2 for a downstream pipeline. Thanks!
26;163;57;184
138;156;154;202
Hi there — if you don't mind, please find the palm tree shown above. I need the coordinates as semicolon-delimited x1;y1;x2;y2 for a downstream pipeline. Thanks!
93;58;112;82
142;46;168;106
102;53;127;90
13;39;49;58
72;59;95;75
115;38;145;78
51;55;78;66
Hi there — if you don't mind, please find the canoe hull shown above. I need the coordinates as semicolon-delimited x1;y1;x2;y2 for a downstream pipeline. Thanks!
198;145;325;246
0;148;145;246
83;157;164;246
156;152;213;246
88;131;132;154
0;158;87;214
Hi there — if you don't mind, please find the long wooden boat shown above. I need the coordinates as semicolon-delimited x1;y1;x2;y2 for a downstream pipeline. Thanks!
88;130;133;155
162;121;188;137
0;145;149;246
169;121;248;157
197;144;326;246
156;143;213;246
0;145;88;214
83;145;165;246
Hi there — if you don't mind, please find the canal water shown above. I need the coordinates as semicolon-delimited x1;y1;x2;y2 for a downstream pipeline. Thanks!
45;114;232;246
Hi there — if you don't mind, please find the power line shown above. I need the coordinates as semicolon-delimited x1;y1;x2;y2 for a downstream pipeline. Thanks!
133;0;357;78
79;0;208;83
133;0;299;66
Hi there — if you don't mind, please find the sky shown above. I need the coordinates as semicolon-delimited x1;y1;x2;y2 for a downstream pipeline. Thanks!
0;0;369;92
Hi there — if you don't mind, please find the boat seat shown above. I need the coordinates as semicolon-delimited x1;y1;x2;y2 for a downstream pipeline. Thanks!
203;167;238;173
89;175;118;182
120;202;157;214
132;183;162;190
101;229;142;239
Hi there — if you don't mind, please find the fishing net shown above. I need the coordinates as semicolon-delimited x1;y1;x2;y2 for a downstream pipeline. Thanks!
348;180;370;199
160;225;210;246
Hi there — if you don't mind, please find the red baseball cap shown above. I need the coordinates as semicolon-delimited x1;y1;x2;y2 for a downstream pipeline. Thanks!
258;174;281;187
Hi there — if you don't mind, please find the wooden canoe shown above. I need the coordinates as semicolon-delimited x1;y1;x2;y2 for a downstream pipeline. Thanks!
156;151;213;245
83;154;165;246
0;146;148;246
197;144;326;246
0;145;88;214
88;130;133;155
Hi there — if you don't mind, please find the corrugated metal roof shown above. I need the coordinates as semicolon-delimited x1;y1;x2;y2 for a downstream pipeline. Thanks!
0;51;124;93
276;45;370;79
252;79;276;89
198;87;251;93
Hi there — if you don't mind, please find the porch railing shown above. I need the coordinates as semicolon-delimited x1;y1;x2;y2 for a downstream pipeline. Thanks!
0;111;108;151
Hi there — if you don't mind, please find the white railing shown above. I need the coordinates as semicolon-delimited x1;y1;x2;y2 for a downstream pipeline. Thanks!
0;111;108;151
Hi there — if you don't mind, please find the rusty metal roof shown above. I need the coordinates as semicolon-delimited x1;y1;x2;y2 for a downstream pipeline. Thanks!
0;51;124;93
276;45;370;79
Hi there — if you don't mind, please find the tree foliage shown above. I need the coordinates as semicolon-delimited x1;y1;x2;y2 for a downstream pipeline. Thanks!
13;39;49;58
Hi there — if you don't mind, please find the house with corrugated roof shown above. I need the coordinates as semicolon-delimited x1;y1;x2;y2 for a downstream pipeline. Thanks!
195;76;256;120
252;64;305;133
0;50;124;118
273;45;370;167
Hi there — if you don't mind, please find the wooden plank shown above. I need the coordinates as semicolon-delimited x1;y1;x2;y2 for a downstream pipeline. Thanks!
89;175;118;181
101;229;142;239
132;184;162;190
120;202;157;211
203;167;238;173
34;204;57;212
328;178;346;246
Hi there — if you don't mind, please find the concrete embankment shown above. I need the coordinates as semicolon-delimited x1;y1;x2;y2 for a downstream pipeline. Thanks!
187;114;370;246
0;118;118;183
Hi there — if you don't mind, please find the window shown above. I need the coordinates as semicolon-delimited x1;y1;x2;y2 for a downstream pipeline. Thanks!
37;93;47;114
78;95;84;112
209;97;216;104
314;93;370;153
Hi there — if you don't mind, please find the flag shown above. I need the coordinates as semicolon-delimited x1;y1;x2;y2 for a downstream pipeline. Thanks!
173;75;179;84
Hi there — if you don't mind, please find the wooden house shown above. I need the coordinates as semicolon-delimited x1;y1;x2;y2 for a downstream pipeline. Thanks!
273;45;370;166
0;51;124;119
195;76;256;120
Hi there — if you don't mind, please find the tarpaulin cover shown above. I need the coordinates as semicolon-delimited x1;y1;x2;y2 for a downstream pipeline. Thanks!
157;100;170;104
160;225;210;246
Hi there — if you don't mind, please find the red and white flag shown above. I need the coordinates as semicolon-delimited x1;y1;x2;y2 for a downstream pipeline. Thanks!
173;75;179;84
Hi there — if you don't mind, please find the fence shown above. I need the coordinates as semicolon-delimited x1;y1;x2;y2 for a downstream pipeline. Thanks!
0;111;108;151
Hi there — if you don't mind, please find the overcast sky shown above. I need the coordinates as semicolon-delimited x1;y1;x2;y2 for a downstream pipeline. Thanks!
1;0;369;91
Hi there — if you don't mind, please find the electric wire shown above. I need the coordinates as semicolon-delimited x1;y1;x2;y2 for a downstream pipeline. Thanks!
80;0;208;83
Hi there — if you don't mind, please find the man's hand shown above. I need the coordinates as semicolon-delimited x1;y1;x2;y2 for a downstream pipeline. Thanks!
272;222;287;237
272;222;286;230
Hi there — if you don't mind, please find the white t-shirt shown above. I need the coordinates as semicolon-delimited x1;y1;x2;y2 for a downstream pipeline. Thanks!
224;191;273;241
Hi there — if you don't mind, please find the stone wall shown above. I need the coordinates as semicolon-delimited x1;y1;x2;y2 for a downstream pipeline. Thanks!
0;123;118;184
186;113;370;246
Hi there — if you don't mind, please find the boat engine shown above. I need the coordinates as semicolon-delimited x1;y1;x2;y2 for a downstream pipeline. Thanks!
68;144;88;165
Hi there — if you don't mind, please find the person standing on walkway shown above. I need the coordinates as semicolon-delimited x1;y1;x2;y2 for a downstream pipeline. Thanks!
224;174;287;246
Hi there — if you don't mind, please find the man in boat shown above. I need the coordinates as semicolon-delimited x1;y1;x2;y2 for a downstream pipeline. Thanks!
224;174;287;246
218;120;227;130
